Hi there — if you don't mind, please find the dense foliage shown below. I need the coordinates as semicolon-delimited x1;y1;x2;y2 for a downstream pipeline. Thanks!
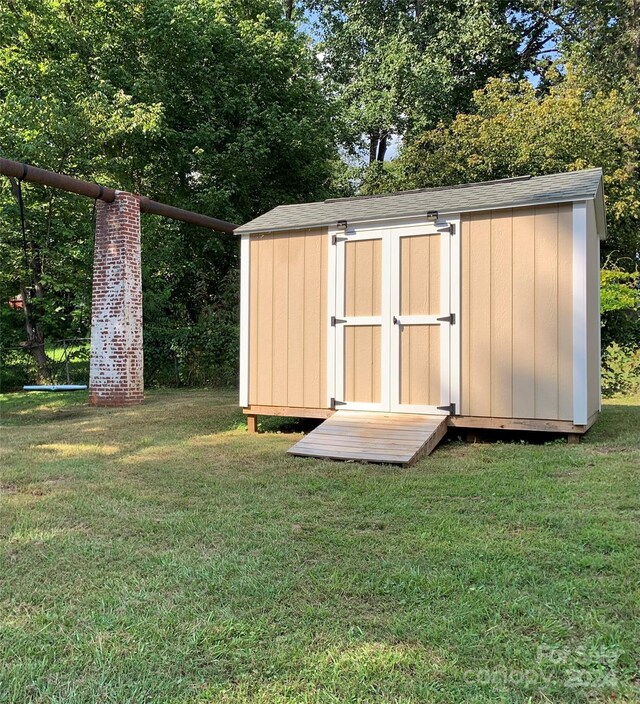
310;0;543;163
396;72;640;266
0;0;335;386
1;0;638;391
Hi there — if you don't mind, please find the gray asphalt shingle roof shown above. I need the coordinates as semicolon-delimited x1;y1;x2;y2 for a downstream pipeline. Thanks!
235;168;603;234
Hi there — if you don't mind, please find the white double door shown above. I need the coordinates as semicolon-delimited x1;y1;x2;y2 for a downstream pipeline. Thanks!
332;223;455;415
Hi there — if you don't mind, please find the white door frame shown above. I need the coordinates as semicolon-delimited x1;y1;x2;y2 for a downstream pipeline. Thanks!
333;227;391;411
327;215;461;415
389;223;452;415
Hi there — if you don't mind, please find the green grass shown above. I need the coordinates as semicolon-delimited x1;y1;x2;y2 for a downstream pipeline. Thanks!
44;342;90;385
45;341;89;361
1;389;638;703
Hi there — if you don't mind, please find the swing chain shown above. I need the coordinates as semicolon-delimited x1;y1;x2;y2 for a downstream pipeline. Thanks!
8;166;30;275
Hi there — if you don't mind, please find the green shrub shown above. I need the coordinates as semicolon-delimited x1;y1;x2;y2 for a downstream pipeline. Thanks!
601;342;640;397
144;319;239;389
0;348;32;392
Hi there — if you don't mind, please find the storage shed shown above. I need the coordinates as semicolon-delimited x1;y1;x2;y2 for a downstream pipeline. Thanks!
236;169;606;464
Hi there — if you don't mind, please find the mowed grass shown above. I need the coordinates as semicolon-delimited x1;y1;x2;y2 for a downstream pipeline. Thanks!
0;389;638;703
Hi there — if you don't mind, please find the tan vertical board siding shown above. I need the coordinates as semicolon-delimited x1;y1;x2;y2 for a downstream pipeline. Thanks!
489;210;513;417
511;208;536;417
557;205;574;420
534;206;559;419
271;235;289;406
303;231;327;408
399;233;440;405
248;228;328;408
255;235;274;404
461;220;471;415
287;234;305;407
345;326;381;402
462;205;573;420
586;205;600;417
468;213;492;416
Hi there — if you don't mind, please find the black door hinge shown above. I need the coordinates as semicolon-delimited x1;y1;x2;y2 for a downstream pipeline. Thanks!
437;402;456;414
332;234;347;245
437;313;456;325
448;223;456;235
330;397;347;409
331;316;346;326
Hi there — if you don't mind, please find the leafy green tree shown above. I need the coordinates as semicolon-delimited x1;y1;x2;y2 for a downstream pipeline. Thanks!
310;0;549;165
0;0;160;379
601;268;640;314
522;0;640;91
0;0;336;384
398;70;640;267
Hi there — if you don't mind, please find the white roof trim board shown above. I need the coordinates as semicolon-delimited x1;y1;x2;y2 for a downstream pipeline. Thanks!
235;168;606;237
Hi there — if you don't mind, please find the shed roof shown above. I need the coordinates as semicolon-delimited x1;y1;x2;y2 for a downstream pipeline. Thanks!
235;168;605;235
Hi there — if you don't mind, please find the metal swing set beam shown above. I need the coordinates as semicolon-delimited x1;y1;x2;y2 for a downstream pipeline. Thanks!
0;157;239;233
2;157;240;399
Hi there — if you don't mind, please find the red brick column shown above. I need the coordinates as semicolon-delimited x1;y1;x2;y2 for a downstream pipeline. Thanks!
89;192;143;407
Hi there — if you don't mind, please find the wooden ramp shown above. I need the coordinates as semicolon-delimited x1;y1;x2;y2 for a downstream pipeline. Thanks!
288;411;448;466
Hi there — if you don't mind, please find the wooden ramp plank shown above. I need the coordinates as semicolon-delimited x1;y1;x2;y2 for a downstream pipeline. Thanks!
288;410;448;466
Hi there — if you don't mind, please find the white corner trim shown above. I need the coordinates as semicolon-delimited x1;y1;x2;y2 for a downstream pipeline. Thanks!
439;222;452;410
326;228;337;407
381;229;392;412
448;214;462;414
239;233;250;407
572;202;588;425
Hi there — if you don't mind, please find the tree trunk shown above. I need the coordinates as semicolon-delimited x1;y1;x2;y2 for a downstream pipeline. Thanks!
369;128;380;165
376;132;389;162
20;283;50;382
284;0;293;20
631;0;640;83
10;176;51;383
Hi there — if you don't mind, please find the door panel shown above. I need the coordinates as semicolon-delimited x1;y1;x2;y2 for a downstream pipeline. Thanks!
391;230;450;414
345;239;382;316
344;325;382;403
399;325;440;406
400;234;440;315
333;225;452;415
335;233;388;411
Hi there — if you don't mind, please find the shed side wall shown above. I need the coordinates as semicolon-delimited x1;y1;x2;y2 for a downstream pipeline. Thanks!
461;205;574;420
248;228;328;408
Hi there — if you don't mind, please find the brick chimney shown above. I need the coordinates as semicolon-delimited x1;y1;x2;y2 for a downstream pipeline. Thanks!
89;192;143;407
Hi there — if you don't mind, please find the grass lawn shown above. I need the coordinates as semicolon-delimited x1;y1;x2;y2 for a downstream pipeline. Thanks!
1;389;638;703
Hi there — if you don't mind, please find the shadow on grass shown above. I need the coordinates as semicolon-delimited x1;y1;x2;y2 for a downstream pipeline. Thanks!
256;416;323;434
